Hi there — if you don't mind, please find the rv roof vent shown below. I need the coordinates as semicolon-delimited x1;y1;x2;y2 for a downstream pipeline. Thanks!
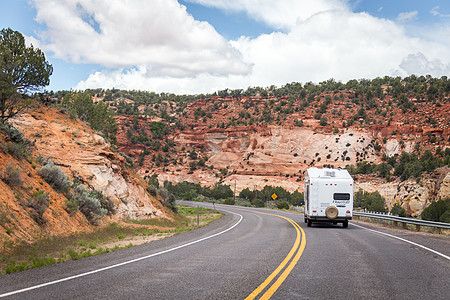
325;170;336;177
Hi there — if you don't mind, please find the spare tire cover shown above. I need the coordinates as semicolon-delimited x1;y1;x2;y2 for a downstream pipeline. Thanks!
325;206;338;219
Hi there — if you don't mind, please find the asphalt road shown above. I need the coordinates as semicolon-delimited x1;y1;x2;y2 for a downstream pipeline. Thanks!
0;202;449;299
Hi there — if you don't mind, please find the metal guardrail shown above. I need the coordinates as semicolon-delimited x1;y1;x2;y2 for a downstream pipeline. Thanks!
353;211;450;233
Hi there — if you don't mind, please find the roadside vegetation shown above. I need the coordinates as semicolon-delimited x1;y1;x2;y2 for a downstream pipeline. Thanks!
0;205;222;275
421;198;450;223
347;149;450;182
164;180;303;209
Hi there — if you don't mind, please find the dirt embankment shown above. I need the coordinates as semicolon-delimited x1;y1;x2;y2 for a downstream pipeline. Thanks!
1;106;169;247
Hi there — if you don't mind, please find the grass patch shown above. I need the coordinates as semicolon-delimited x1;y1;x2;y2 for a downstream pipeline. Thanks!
1;205;222;275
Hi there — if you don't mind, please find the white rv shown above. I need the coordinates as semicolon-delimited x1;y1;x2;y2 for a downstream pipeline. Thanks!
304;167;353;228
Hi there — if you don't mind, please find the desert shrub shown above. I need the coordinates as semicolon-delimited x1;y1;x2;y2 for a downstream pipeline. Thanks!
165;181;202;197
28;190;50;224
71;184;107;224
0;124;31;159
277;201;290;210
119;152;134;167
210;183;233;200
252;198;265;208
223;197;235;205
62;92;118;145
354;190;386;212
65;199;79;214
157;187;169;200
163;193;177;212
390;204;406;217
239;188;253;200
37;162;71;193
421;198;449;222
181;189;198;201
0;123;25;142
3;141;30;159
439;210;450;223
90;189;115;215
290;191;304;206
36;154;52;165
1;161;23;186
146;185;157;196
147;174;159;189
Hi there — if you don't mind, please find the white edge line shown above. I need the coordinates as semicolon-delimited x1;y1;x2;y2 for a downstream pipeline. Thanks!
352;223;450;261
0;209;243;298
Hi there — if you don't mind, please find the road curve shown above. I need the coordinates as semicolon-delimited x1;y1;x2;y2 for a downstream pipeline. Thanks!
0;202;449;299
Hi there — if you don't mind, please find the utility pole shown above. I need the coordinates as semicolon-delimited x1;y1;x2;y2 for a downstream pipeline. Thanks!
233;179;237;203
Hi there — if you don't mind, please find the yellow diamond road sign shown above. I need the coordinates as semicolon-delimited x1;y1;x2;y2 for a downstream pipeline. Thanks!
272;193;277;200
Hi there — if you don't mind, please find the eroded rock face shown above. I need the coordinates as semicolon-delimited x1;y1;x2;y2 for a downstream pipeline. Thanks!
354;167;449;217
11;108;165;220
168;124;448;217
167;125;382;189
437;172;450;201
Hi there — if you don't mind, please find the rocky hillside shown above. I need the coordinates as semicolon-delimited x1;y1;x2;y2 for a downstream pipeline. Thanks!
98;76;449;217
35;76;449;218
0;105;168;247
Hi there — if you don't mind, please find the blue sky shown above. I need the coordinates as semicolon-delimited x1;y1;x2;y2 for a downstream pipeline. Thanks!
1;0;450;93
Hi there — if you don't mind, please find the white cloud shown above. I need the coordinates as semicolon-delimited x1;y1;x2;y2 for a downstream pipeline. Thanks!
185;0;349;30
74;8;450;94
30;0;450;94
31;0;251;77
430;6;450;18
396;11;418;23
231;10;448;85
399;52;450;76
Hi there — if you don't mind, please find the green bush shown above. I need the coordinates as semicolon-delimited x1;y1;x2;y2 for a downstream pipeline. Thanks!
146;185;157;196
157;187;169;200
421;199;449;222
290;191;304;206
239;188;253;200
37;162;71;193
181;189;197;201
439;210;450;223
0;124;31;159
27;190;50;224
354;190;386;212
1;161;23;186
3;141;30;159
70;184;107;224
64;199;79;214
210;183;233;200
163;193;177;212
223;197;235;205
277;201;289;210
252;198;265;208
62;92;118;145
390;204;406;217
147;174;159;189
89;189;115;215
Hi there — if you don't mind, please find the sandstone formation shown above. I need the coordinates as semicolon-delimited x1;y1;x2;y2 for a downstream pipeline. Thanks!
1;107;166;246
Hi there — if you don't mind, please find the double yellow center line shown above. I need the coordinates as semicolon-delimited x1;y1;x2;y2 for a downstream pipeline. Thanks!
243;210;306;300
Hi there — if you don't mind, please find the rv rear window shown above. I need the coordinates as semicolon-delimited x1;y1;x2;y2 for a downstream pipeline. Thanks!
334;193;350;200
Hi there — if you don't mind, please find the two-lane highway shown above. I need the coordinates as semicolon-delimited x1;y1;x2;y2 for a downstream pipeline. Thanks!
0;202;449;299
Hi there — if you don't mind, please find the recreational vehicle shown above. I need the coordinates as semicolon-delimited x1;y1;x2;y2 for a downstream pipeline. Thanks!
304;167;353;228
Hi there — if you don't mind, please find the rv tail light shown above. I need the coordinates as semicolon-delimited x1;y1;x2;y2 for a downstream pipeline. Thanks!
346;210;350;214
313;210;317;213
350;184;353;186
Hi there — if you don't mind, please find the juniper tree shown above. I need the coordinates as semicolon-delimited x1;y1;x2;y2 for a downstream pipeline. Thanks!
0;28;53;123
